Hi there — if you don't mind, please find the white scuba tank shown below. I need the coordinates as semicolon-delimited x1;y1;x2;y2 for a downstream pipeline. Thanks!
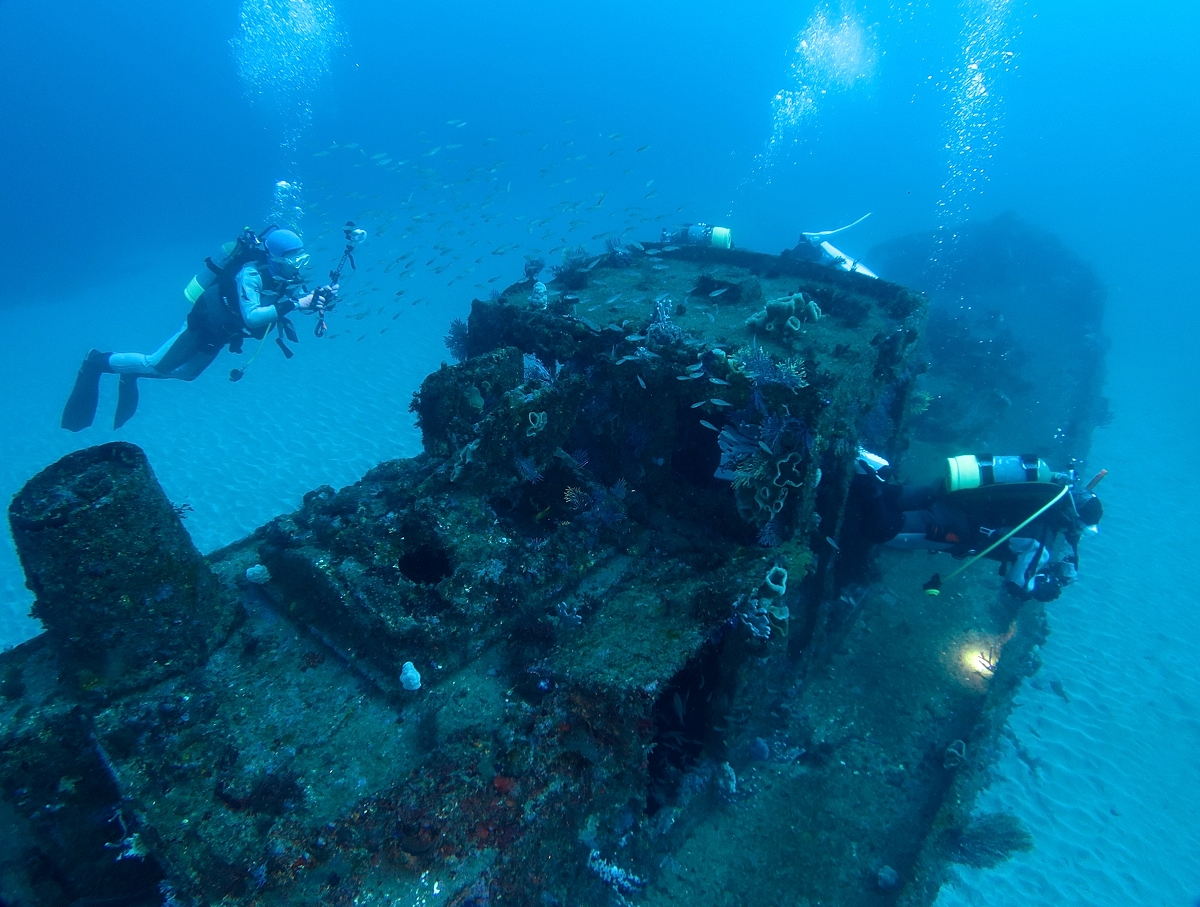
945;454;1052;492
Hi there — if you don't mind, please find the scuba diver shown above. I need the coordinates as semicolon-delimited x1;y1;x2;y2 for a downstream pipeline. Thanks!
852;451;1105;602
61;225;343;432
784;213;878;278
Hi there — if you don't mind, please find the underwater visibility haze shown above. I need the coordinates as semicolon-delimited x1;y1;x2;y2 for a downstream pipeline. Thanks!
1;0;1197;904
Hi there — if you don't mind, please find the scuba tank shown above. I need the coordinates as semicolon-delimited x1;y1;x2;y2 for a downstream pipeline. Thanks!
945;454;1052;492
182;227;272;306
660;224;733;250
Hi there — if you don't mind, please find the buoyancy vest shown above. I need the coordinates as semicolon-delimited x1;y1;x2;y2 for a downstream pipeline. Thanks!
182;227;284;350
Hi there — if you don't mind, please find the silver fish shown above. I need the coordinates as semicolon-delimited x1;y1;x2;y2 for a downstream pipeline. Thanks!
709;287;728;297
708;377;730;386
637;375;646;389
690;400;707;409
826;536;841;552
710;398;732;407
625;334;646;342
699;420;719;431
686;363;705;373
607;293;623;304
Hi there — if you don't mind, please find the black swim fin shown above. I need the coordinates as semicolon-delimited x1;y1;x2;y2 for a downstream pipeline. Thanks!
114;374;140;429
61;350;112;432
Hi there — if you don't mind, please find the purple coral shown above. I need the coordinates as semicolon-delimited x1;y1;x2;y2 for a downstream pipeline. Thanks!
515;457;543;484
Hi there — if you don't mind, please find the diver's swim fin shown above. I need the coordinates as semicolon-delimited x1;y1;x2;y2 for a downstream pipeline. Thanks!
114;374;140;429
61;350;112;432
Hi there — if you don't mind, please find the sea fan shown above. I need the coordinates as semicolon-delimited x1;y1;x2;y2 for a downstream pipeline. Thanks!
740;344;808;391
757;519;781;548
551;245;591;290
443;318;469;362
515;456;543;484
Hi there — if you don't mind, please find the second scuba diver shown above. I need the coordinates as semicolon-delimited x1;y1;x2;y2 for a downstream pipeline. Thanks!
61;226;338;431
852;451;1104;601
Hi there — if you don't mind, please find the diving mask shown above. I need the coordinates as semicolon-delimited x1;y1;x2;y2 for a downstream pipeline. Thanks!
270;248;311;278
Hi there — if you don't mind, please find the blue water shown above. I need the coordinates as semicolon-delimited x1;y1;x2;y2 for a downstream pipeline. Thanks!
2;0;1197;902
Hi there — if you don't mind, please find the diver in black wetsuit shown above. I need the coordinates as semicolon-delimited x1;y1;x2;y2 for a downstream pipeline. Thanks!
851;451;1104;601
61;227;335;432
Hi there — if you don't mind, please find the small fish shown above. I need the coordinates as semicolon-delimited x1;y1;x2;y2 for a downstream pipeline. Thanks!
706;312;716;322
826;536;841;552
1050;680;1070;702
710;398;732;407
759;441;774;454
607;293;623;304
708;377;730;386
699;420;719;431
637;143;651;153
690;400;707;409
709;287;728;298
662;245;680;252
637;375;646;389
645;249;661;256
676;375;696;381
628;241;645;251
625;334;646;342
686;363;705;373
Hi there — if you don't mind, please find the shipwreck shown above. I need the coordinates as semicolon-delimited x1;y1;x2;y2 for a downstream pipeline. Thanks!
0;222;1106;906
